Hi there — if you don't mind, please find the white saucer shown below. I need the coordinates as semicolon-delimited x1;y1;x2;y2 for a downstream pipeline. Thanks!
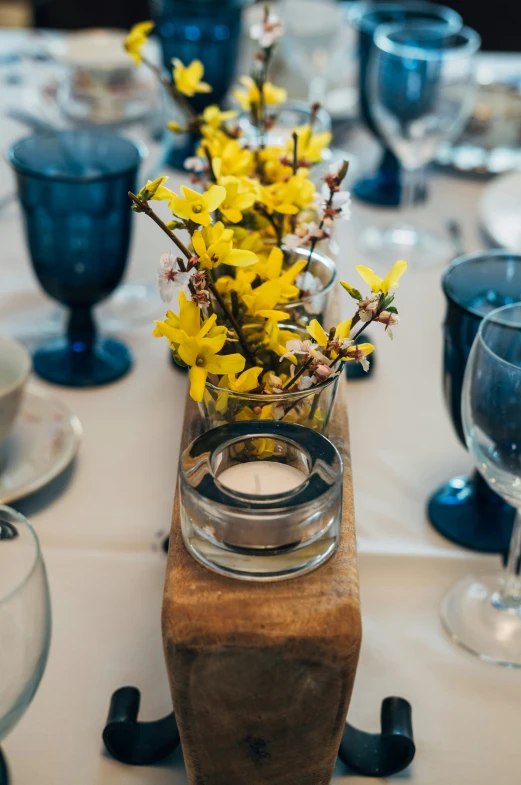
0;385;82;503
479;171;521;252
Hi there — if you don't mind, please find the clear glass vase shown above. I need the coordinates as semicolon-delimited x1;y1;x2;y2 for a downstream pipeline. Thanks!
199;322;340;434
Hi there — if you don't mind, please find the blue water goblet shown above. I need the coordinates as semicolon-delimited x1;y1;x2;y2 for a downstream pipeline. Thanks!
9;130;141;387
428;251;521;552
150;0;253;169
350;1;461;207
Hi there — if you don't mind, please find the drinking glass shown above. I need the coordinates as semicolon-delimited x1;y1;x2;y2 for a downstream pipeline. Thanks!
363;22;480;265
429;251;521;553
350;1;462;207
150;0;253;169
441;303;521;667
9;130;141;387
0;505;51;779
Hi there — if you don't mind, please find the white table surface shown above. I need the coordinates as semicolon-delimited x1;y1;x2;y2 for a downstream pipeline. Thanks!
1;29;521;785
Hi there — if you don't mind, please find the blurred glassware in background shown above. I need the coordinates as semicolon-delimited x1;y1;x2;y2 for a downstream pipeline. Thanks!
8;130;141;387
361;22;480;266
441;303;521;667
54;30;159;128
436;81;521;175
278;0;358;120
428;251;521;553
349;1;462;208
150;0;254;169
0;505;51;782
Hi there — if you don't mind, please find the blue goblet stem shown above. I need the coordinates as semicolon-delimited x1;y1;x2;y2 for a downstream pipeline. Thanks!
67;306;96;353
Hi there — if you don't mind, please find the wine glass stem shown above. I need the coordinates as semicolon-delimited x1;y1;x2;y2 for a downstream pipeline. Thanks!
500;509;521;608
400;166;421;220
67;306;96;354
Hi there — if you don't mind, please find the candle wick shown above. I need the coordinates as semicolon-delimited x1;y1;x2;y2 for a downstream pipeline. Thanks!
254;473;261;495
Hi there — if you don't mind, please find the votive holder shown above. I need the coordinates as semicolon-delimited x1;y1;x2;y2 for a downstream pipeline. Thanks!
179;421;343;581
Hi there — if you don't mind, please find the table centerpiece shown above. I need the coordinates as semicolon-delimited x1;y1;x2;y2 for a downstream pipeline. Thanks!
124;10;407;434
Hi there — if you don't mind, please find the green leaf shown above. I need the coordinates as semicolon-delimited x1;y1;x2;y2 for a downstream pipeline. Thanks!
386;306;398;314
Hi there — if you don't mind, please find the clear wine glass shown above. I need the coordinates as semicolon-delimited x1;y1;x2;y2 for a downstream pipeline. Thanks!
361;22;480;266
441;303;521;666
0;505;51;779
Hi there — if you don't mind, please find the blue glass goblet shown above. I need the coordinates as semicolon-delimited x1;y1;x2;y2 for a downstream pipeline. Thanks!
428;250;521;552
9;131;141;387
150;0;252;169
351;1;461;207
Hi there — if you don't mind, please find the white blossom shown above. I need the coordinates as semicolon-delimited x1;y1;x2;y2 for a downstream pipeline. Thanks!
184;156;207;173
295;271;321;295
298;375;314;390
157;252;194;304
250;12;285;48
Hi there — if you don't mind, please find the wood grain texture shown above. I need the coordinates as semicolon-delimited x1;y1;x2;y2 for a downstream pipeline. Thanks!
162;313;361;784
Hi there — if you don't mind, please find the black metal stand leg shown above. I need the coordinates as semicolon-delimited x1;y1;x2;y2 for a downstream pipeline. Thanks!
339;697;415;777
103;687;180;766
0;748;9;785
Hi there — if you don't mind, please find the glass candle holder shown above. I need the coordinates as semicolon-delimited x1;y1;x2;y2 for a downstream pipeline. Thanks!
180;420;343;580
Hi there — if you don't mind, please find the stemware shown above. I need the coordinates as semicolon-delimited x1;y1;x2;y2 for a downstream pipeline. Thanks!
362;22;480;265
150;0;253;169
429;251;521;553
350;1;462;207
441;303;521;667
0;505;51;779
8;130;141;387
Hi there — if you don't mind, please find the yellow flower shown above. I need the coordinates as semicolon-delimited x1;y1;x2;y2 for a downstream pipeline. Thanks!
254;247;306;302
136;176;172;202
215;174;258;224
177;333;245;402
124;21;154;65
215;268;257;296
233;76;287;111
221;366;263;393
287;126;332;165
172;59;212;97
242;280;289;321
307;317;351;347
235;404;274;422
192;221;258;269
340;281;362;301
261;175;315;215
169;184;225;227
232;228;267;257
202;137;254;177
354;260;408;294
264;319;297;361
153;293;225;349
201;105;238;129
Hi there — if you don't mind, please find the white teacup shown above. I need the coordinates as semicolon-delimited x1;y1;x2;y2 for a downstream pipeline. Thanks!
0;338;31;445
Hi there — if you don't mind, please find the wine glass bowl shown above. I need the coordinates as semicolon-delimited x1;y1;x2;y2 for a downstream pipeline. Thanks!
0;505;51;751
9;130;141;387
441;303;521;666
361;21;480;265
351;1;462;207
428;251;521;552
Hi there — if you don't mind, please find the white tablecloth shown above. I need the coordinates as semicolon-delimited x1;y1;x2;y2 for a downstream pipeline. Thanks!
1;30;521;785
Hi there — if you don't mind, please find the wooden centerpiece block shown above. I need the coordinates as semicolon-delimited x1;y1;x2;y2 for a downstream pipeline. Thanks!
162;375;361;785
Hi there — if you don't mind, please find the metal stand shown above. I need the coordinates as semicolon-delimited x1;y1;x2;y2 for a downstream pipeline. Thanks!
0;748;9;785
103;687;179;766
339;697;415;777
103;689;414;777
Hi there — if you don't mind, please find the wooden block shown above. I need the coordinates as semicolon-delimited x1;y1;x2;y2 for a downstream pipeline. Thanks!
162;375;361;785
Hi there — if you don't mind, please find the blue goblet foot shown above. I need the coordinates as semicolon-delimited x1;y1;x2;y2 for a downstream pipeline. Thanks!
428;473;515;553
353;146;401;208
33;337;132;387
354;170;401;207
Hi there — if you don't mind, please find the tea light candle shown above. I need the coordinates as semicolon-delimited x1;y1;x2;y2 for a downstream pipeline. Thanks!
180;421;343;581
218;461;306;496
